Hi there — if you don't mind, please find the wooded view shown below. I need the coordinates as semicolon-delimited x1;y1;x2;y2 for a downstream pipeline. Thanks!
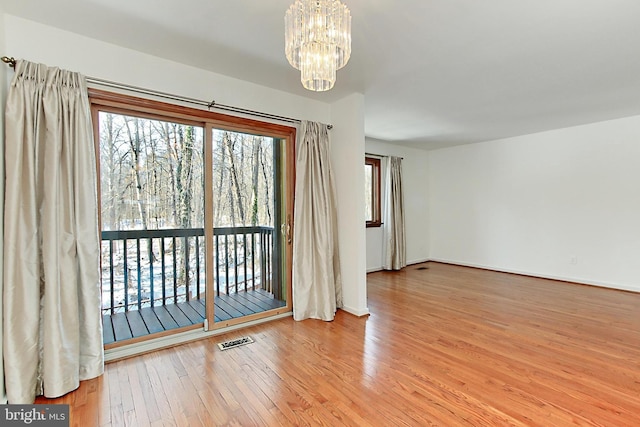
98;112;275;231
98;111;278;312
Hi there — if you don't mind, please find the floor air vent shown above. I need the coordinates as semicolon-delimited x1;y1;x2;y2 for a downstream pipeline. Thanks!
416;266;429;270
217;336;254;351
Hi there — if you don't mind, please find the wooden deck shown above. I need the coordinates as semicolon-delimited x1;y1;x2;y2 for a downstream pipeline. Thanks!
103;288;286;345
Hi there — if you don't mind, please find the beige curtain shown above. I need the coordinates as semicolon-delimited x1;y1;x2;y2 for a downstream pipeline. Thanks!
292;121;342;321
0;53;6;405
3;60;104;403
383;156;406;270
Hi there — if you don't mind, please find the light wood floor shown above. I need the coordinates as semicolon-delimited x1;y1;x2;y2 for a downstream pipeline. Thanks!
36;262;640;426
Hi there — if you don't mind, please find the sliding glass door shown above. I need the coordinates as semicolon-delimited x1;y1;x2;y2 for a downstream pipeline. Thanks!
97;110;207;345
205;128;289;328
92;90;295;347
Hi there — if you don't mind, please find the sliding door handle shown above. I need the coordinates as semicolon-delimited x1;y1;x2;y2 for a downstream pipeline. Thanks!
281;215;292;244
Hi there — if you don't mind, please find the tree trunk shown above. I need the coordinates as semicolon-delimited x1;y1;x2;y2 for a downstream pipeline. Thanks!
260;143;272;225
178;126;194;229
125;117;149;229
226;133;245;224
214;135;226;226
251;140;260;226
224;134;237;226
105;113;117;230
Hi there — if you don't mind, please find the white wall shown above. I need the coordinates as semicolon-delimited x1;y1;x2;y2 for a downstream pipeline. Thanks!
365;139;430;272
3;15;330;124
429;115;640;292
331;94;368;316
2;15;368;317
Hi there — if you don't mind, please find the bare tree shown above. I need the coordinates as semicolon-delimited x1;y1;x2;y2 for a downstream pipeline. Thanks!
251;140;260;226
124;117;149;229
260;141;272;225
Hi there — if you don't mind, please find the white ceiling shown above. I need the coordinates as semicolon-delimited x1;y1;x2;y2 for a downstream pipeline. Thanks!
4;0;640;150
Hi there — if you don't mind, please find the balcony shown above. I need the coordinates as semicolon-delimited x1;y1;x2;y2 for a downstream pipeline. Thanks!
101;226;285;346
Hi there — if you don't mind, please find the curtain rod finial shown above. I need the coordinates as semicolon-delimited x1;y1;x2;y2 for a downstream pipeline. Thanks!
1;56;16;68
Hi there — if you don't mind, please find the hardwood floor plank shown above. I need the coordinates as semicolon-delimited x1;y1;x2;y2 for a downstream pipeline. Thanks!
146;352;191;426
125;359;154;426
96;373;111;427
36;262;640;425
141;353;176;424
116;361;135;413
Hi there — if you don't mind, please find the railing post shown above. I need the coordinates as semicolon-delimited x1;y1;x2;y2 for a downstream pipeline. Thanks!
215;234;220;296
148;237;154;308
184;235;190;301
123;239;129;312
233;234;239;294
224;234;230;295
161;238;167;306
136;238;142;310
172;236;178;304
243;232;248;292
251;232;256;290
267;228;272;293
260;229;266;290
109;240;115;315
195;236;201;299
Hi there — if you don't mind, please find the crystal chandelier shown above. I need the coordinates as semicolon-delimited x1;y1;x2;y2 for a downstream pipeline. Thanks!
285;0;352;91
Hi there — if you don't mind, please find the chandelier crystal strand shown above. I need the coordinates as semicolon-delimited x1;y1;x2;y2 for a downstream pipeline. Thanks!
285;0;351;91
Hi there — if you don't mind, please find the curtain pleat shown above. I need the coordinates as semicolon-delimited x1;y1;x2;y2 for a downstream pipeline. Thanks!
292;121;342;321
3;60;103;403
383;156;406;270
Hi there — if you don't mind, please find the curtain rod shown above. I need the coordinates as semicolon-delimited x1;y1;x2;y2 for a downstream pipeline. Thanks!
2;56;333;129
365;152;404;160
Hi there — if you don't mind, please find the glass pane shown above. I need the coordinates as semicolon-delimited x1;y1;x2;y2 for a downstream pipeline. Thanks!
210;129;285;320
98;111;205;322
99;112;204;230
211;130;274;228
365;163;373;222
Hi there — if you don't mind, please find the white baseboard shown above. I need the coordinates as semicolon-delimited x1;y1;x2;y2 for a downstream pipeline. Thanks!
105;312;293;362
428;258;640;293
341;305;370;317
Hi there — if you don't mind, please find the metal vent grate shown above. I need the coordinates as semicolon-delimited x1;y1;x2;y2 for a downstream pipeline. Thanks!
217;336;254;351
416;266;429;270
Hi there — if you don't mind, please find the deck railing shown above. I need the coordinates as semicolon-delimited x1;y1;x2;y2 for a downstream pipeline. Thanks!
101;226;274;315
